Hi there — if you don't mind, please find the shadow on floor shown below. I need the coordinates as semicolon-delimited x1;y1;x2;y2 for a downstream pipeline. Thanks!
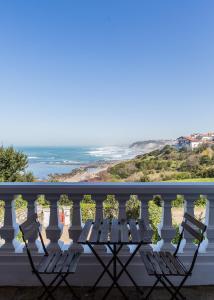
0;286;213;300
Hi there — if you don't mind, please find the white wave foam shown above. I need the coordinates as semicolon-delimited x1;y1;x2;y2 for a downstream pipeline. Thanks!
88;146;140;161
28;156;39;159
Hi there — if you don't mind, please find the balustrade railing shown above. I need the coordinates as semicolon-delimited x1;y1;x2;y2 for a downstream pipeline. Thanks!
0;183;213;255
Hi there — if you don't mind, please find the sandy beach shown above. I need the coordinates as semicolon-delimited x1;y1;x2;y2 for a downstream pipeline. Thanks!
51;161;115;182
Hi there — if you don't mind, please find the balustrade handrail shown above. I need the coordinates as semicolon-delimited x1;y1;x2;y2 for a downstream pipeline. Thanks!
0;182;214;195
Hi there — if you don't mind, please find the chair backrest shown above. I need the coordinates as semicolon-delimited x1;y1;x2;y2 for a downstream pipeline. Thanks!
19;213;48;270
174;212;207;272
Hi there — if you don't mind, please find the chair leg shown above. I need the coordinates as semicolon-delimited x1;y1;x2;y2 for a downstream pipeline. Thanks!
36;273;57;300
170;276;189;300
159;277;180;300
62;275;80;300
38;273;61;300
162;275;186;300
145;277;160;299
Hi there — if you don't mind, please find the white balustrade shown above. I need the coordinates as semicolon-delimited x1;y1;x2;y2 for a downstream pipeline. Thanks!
0;183;214;286
0;195;16;253
158;194;176;251
23;194;38;252
138;194;153;250
205;194;214;253
45;195;61;251
183;194;197;252
69;194;83;252
93;194;106;253
118;194;127;220
0;184;212;255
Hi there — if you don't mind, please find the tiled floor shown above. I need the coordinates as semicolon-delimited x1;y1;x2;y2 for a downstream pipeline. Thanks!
0;286;214;300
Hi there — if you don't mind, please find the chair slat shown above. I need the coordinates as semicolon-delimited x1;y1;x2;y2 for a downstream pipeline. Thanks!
21;223;39;240
120;220;129;243
147;252;163;274
129;219;140;243
159;252;178;275
153;252;170;275
69;252;80;273
165;252;186;275
54;252;69;273
89;220;102;243
38;253;56;273
140;252;155;275
46;252;62;273
181;221;202;241
184;213;206;230
110;219;120;243
78;220;93;243
138;219;152;243
99;219;110;243
61;253;75;273
20;213;38;230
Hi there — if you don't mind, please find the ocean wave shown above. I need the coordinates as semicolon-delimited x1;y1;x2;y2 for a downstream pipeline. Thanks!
88;146;138;160
28;156;39;159
47;160;81;165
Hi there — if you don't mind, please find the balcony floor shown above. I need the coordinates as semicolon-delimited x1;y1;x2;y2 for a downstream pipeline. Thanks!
1;286;214;300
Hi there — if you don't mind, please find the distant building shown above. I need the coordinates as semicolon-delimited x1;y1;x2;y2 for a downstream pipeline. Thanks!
176;132;214;150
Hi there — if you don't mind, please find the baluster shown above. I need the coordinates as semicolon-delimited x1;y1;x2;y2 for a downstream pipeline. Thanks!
138;194;153;250
0;195;16;253
45;194;61;251
69;195;83;252
22;194;38;252
205;194;214;253
158;194;176;251
93;194;106;253
183;194;197;252
117;194;129;253
118;194;127;220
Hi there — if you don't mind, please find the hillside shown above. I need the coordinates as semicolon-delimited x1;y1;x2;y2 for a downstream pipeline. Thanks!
130;139;175;152
98;144;214;182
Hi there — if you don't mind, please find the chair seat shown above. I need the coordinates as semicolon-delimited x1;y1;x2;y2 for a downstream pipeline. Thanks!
37;251;80;274
141;251;188;276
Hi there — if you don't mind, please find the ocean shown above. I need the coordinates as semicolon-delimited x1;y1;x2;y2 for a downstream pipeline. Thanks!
16;146;141;180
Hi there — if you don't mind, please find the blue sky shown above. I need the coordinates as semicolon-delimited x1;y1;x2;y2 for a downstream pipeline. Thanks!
0;1;214;146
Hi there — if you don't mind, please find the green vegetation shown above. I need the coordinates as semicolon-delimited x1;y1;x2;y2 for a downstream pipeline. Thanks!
0;146;34;182
107;144;214;182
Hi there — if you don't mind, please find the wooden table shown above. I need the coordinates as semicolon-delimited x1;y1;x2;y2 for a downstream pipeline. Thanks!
78;218;152;300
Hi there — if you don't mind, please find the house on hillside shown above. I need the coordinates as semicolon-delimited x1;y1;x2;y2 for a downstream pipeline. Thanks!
177;132;214;150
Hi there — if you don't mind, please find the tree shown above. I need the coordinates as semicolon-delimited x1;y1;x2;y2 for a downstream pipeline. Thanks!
0;146;34;182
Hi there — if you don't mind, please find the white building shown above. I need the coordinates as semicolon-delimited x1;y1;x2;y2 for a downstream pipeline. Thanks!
177;132;214;150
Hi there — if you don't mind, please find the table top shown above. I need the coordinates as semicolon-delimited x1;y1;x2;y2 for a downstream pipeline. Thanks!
77;219;152;245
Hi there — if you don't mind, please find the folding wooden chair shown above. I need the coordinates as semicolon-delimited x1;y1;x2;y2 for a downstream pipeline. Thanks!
19;213;80;300
141;213;207;300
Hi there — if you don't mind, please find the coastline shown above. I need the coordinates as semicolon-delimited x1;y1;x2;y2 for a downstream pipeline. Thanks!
50;161;117;182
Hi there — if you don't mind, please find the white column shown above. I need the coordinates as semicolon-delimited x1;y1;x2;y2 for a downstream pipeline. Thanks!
205;194;214;253
93;194;106;253
138;194;153;250
118;194;127;221
69;195;83;252
158;194;176;251
0;195;16;253
45;195;61;251
183;194;197;253
117;194;129;253
23;194;38;252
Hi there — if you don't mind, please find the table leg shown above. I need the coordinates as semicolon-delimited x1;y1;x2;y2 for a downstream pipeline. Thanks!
104;243;143;297
87;243;128;299
107;244;143;295
90;244;123;290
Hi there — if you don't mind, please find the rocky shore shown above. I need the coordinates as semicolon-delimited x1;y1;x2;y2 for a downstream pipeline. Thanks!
50;161;116;182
